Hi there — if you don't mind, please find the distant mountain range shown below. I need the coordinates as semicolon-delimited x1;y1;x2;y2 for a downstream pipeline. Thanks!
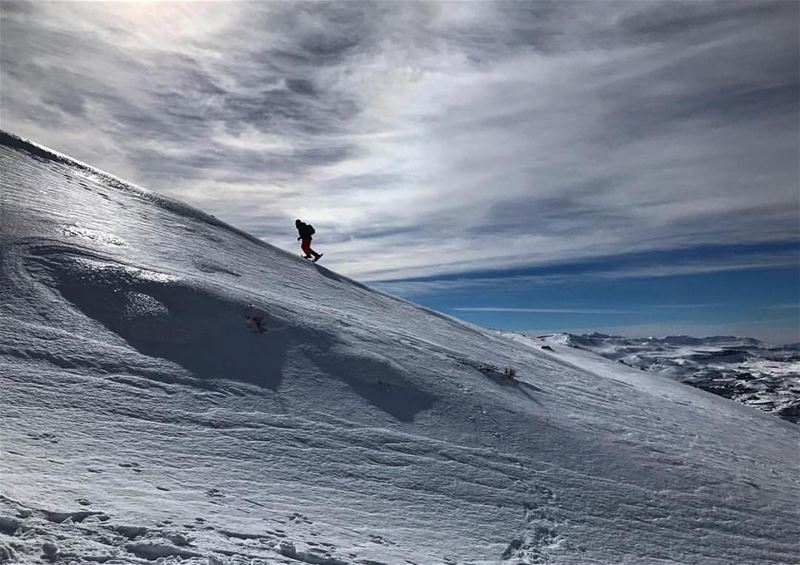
548;333;800;423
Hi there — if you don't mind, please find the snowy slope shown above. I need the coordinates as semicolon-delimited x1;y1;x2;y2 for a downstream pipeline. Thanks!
539;333;800;424
1;130;798;565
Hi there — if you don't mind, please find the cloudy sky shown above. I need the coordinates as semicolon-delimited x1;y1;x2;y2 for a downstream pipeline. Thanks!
2;1;798;342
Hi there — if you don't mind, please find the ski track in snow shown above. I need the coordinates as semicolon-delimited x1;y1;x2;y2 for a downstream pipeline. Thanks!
1;131;799;564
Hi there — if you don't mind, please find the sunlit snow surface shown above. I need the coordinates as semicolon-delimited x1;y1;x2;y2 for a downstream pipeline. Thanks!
1;131;798;564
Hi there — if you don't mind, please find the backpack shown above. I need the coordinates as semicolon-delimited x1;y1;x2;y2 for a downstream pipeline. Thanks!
307;224;315;236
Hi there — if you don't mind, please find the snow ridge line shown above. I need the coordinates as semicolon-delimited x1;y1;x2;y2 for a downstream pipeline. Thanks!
0;130;268;250
0;129;404;303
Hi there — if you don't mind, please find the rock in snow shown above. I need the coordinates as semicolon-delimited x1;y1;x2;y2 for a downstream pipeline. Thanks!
1;130;798;564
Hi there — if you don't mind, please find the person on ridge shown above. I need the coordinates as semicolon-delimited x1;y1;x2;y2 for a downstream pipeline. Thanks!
295;219;322;262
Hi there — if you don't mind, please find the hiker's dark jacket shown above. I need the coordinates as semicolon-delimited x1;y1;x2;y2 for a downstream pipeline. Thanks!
296;222;314;239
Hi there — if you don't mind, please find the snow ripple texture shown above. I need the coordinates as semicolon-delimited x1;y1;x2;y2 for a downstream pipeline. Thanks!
1;131;799;564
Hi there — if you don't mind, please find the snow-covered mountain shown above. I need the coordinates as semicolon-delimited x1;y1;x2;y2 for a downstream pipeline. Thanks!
529;333;800;424
1;130;798;564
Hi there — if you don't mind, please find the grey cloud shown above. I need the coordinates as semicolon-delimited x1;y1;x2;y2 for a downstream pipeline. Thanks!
1;0;797;282
455;307;631;315
616;0;787;43
373;249;800;296
477;176;634;238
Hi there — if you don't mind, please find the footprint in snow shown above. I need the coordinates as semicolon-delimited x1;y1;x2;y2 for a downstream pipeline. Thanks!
119;462;143;473
287;512;312;525
27;432;58;443
205;488;224;499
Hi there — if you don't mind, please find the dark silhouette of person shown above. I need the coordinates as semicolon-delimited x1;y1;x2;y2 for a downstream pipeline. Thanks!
295;219;322;262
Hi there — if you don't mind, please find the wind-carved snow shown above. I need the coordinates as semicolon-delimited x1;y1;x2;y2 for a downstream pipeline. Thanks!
60;224;127;247
124;292;169;319
1;130;799;564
